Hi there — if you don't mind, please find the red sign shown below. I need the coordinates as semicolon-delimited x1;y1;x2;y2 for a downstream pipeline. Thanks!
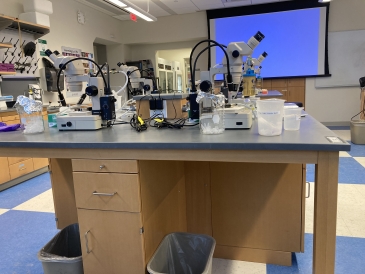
130;13;137;22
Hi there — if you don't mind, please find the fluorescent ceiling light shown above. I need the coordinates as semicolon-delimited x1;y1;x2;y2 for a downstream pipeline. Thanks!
124;7;156;22
318;0;331;2
104;0;127;8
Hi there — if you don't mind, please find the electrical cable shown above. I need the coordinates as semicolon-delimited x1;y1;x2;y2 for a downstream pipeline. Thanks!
95;63;107;77
189;40;230;92
56;57;108;106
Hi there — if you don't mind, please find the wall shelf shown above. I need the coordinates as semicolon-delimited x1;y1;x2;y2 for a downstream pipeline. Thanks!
0;15;50;39
0;71;16;75
0;43;13;49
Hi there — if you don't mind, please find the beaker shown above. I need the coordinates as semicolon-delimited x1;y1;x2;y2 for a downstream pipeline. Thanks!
256;99;285;136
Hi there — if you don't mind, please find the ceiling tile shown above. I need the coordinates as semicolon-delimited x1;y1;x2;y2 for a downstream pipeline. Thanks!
159;0;197;8
172;6;198;14
195;3;225;10
128;0;171;16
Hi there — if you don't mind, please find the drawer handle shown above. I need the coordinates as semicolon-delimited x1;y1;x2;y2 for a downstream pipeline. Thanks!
85;230;91;254
93;191;117;196
306;182;310;198
99;165;105;170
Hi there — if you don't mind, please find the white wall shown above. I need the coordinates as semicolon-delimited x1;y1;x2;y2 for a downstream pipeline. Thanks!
305;0;365;124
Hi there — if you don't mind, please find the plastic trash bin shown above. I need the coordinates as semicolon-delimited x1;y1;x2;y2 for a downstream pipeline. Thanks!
147;232;216;274
38;223;83;274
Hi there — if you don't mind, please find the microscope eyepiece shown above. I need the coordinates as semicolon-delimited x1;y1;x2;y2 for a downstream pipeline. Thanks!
262;52;268;57
254;31;265;42
45;49;53;57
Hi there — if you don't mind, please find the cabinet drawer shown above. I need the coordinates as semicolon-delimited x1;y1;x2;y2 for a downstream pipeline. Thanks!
6;119;20;125
262;79;272;89
271;79;287;88
73;172;141;212
287;78;305;87
8;157;31;165
72;159;138;174
33;158;49;170
2;115;19;122
9;159;34;180
78;209;145;274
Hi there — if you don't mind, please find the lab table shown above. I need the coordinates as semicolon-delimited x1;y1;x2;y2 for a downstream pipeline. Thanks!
0;115;349;274
256;90;283;97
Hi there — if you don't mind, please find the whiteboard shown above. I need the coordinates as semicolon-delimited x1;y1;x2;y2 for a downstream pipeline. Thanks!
315;30;365;88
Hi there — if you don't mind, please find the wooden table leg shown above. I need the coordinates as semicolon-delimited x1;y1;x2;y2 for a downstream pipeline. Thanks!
313;151;339;274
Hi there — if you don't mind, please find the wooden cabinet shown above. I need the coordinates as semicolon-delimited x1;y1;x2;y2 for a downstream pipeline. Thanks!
9;158;34;180
78;209;145;274
0;157;10;184
266;78;306;107
0;111;49;187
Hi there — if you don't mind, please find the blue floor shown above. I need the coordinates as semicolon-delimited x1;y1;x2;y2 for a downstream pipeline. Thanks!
267;234;365;274
0;173;52;209
0;211;59;274
306;142;365;184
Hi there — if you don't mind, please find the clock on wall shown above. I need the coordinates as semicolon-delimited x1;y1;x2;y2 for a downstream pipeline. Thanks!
77;11;85;25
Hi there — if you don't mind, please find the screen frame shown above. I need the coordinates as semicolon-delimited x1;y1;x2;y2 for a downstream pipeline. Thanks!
206;0;331;80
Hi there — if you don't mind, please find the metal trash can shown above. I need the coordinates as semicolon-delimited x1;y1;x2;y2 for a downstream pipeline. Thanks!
147;232;216;274
38;223;83;274
351;120;365;144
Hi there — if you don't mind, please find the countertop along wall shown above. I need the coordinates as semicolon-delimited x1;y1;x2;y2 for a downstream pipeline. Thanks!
305;0;365;125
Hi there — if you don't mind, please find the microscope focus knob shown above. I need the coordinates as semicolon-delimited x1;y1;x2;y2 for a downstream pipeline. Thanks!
232;50;240;58
200;80;212;93
143;84;151;91
85;86;98;97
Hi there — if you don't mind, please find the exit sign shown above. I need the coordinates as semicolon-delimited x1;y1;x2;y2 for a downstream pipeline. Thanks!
130;13;137;22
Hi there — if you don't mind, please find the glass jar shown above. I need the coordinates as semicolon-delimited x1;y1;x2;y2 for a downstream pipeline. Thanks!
16;96;44;134
198;94;225;135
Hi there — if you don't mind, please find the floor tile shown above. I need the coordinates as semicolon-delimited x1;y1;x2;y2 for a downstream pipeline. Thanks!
306;158;365;184
0;210;59;274
348;143;365;157
339;151;351;157
267;234;365;274
354;157;365;168
13;189;55;213
0;209;9;216
0;173;51;209
213;258;266;274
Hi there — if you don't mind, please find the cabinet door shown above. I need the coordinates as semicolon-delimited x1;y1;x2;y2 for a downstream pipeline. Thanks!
288;87;305;107
262;79;272;89
9;159;34;180
0;157;10;184
210;162;304;252
271;87;288;101
271;79;287;88
288;78;305;87
78;209;145;274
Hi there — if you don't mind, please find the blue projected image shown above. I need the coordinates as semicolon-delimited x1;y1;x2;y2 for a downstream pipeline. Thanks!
214;8;321;78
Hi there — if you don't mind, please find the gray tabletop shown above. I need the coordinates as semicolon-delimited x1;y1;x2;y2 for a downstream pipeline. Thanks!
134;93;188;101
0;115;350;151
256;90;283;97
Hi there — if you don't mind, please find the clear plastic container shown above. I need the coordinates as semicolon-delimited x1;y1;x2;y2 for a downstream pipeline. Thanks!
284;108;303;131
256;99;285;136
15;96;45;134
199;97;224;135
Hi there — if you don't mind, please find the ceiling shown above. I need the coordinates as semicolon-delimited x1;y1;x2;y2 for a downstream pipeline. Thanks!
75;0;292;21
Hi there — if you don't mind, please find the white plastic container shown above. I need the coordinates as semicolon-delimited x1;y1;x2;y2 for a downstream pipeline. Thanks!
284;108;303;131
23;0;53;15
19;12;50;27
256;99;285;136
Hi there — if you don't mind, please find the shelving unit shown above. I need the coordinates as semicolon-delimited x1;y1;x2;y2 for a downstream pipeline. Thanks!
0;15;50;39
0;43;13;49
0;71;16;75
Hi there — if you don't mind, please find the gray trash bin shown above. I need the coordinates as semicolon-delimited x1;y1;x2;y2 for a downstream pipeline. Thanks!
147;232;216;274
38;223;83;274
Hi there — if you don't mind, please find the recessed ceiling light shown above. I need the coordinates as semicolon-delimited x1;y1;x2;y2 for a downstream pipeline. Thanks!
104;0;127;8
